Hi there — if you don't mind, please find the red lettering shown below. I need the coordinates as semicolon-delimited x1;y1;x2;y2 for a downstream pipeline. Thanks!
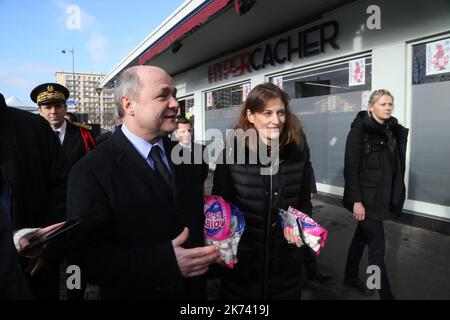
231;54;241;76
208;65;214;83
223;59;232;79
214;63;222;82
240;52;252;74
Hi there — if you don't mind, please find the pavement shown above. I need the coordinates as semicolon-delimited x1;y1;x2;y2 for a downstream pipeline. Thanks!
61;173;450;300
301;200;450;300
205;173;450;300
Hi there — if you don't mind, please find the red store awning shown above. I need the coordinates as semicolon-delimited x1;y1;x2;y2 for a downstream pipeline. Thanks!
138;0;231;65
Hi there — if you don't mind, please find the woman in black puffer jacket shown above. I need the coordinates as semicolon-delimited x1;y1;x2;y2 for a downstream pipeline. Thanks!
342;89;408;300
212;83;314;299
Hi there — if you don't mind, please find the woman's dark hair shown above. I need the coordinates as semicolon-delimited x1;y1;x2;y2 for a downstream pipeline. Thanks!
234;82;303;149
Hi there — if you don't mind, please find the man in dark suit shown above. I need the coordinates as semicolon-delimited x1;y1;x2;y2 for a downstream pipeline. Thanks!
66;66;218;299
0;92;66;299
31;83;96;177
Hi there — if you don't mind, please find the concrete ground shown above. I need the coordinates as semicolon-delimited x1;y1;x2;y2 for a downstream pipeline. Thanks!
205;173;450;300
301;200;450;300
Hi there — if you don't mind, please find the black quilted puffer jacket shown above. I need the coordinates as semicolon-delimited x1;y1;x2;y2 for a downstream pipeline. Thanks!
212;141;313;299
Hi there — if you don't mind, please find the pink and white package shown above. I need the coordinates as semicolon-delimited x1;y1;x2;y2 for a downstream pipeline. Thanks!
204;195;245;269
279;206;328;255
289;206;327;254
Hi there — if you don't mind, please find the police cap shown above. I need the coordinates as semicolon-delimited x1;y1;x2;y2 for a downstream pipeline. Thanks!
30;83;69;106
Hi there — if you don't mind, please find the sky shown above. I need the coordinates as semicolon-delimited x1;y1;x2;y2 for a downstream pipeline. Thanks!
0;0;186;105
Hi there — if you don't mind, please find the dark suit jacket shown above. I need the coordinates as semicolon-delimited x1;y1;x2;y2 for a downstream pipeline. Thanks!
95;131;112;145
0;95;66;229
66;129;207;299
61;121;96;177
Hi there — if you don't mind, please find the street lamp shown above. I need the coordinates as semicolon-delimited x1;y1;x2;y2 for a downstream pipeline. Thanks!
95;87;102;127
62;47;76;111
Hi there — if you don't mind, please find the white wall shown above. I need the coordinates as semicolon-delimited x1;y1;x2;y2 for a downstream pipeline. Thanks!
372;42;407;123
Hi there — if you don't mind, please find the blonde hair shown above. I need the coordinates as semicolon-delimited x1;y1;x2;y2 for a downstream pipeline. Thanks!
368;89;394;107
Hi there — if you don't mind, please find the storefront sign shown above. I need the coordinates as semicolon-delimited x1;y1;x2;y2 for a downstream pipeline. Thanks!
208;21;339;83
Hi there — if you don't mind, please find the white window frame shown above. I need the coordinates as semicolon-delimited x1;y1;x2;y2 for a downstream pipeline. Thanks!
404;32;450;219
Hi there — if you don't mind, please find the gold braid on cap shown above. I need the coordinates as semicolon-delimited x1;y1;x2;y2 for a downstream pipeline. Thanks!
37;91;66;104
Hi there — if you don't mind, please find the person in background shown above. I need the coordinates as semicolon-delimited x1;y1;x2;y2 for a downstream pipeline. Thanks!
31;83;96;177
342;89;408;300
174;117;209;183
31;83;96;300
64;112;78;123
303;157;330;282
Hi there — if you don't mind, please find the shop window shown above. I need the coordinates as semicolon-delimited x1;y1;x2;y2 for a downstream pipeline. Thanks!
205;82;249;164
205;84;245;111
272;57;372;188
409;37;450;206
205;82;248;136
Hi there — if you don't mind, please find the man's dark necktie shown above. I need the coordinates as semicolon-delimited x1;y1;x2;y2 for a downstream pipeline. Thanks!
0;168;12;223
54;131;61;144
149;145;172;188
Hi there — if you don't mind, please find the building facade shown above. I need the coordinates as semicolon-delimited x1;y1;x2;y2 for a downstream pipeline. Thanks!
100;0;450;233
55;71;115;130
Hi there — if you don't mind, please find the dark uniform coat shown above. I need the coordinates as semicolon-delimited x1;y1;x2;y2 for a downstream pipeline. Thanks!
61;120;96;176
66;129;207;299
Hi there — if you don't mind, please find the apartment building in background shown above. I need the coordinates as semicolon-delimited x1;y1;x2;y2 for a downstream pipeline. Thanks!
55;71;115;131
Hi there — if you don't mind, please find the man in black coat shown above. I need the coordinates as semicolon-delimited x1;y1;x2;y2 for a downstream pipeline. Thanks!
0;92;66;299
66;66;218;299
31;82;96;177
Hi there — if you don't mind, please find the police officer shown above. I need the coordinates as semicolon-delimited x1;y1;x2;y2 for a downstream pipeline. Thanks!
31;83;96;300
31;83;96;177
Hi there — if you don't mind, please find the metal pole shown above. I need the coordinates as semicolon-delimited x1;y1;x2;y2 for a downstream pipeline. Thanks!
95;87;102;128
72;47;76;112
98;92;101;126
